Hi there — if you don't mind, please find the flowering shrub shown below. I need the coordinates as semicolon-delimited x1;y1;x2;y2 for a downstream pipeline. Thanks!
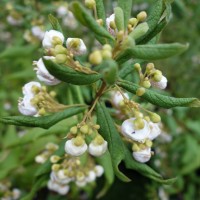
0;0;200;199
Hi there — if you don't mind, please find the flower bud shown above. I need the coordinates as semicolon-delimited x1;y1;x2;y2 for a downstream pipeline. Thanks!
50;155;60;163
150;113;161;123
103;44;112;51
136;87;145;96
80;124;89;134
89;50;102;65
128;18;138;26
85;0;96;9
142;80;151;88
52;164;60;171
137;11;147;21
132;147;151;163
102;49;112;59
55;54;68;64
54;45;67;54
134;117;145;130
134;63;141;71
94;165;104;177
70;126;78;134
96;19;103;26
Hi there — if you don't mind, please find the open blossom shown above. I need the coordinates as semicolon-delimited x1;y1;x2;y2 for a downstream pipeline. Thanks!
121;118;150;142
18;82;41;116
151;75;167;90
132;147;151;163
42;30;64;49
34;56;61;85
148;122;161;140
47;180;70;195
66;38;87;55
88;140;108;157
65;139;87;156
106;14;116;36
31;26;45;40
111;91;129;108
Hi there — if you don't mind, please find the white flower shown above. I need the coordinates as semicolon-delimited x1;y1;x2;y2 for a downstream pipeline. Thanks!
18;95;38;116
106;14;116;36
62;12;77;29
35;155;46;164
151;75;167;90
57;185;70;195
7;16;22;26
85;171;96;183
94;165;104;177
12;189;21;200
75;180;87;187
47;180;60;192
88;140;108;157
31;26;45;40
22;81;41;96
65;139;87;156
111;91;129;108
42;30;64;49
34;57;61;85
132;147;151;163
66;38;87;55
57;170;72;184
121;118;150;142
148;122;161;140
57;6;68;17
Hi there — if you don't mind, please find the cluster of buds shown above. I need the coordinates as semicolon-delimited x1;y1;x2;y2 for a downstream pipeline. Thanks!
35;143;59;164
135;63;168;96
0;180;21;200
48;154;104;195
89;44;112;65
18;81;65;116
65;122;107;157
110;88;161;163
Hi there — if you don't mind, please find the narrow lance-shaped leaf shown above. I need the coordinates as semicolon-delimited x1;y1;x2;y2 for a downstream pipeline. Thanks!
118;80;200;108
95;0;106;27
114;7;124;31
48;14;63;33
117;0;132;29
43;59;102;85
0;106;86;129
96;102;130;182
96;151;115;198
69;1;114;42
116;43;189;63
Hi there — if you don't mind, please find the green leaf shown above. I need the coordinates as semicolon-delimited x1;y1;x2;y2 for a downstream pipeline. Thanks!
129;22;149;40
21;175;48;200
95;0;106;27
48;14;63;33
70;1;114;43
0;45;37;59
44;59;102;85
116;43;189;63
117;0;132;29
137;0;169;44
114;7;124;31
0;106;86;129
118;80;200;108
96;151;115;198
96;102;130;182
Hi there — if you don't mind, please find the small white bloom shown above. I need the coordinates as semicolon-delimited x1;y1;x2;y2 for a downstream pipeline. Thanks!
18;95;38;116
12;188;21;200
35;155;46;164
42;30;64;49
148;122;161;140
121;118;150;142
66;38;87;55
7;16;22;26
111;91;129;108
65;139;87;156
57;185;70;195
94;165;104;177
31;26;45;40
22;81;41;96
34;57;61;85
57;6;68;17
75;180;87;187
57;170;72;184
88;140;108;157
132;147;151;163
151;75;167;90
85;171;96;183
47;180;60;192
106;14;116;36
62;12;78;29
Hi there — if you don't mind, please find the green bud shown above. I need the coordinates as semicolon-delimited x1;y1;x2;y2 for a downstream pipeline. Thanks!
146;63;154;71
134;118;145;130
128;18;138;26
134;63;141;71
150;113;161;123
70;126;78;134
103;44;112;51
89;50;102;65
52;164;60;171
52;36;63;46
110;21;116;29
102;49;112;59
85;0;96;9
137;11;147;22
54;45;67;54
55;54;68;64
96;19;103;26
136;87;145;96
73;136;85;146
80;124;89;134
132;143;140;151
38;108;46;116
142;80;151;88
145;139;153;147
153;74;162;82
50;155;60;163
